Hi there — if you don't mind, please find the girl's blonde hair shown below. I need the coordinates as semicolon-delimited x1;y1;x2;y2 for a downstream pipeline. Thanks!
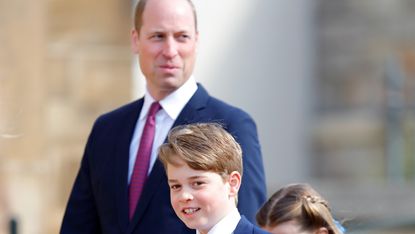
256;183;343;234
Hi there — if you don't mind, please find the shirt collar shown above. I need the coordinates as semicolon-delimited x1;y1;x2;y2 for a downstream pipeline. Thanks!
141;76;197;120
139;94;156;121
196;208;241;234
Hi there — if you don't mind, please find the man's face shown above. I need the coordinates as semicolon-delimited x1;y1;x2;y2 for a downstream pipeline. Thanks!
167;158;235;234
132;0;198;100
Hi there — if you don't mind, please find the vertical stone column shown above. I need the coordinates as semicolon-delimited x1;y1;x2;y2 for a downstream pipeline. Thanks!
0;0;132;233
0;0;47;233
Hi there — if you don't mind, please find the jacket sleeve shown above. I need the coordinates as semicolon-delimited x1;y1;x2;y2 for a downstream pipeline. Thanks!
227;110;267;223
60;124;101;234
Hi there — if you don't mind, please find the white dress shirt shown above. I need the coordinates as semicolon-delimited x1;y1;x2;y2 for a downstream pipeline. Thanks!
196;208;241;234
128;76;198;183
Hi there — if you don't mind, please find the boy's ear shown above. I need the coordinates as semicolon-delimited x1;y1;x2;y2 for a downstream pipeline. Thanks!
228;171;241;197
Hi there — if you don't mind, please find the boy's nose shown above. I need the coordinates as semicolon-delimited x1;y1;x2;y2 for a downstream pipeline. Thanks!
179;191;193;202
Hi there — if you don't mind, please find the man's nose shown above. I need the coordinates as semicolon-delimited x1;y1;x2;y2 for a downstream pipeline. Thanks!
162;38;178;58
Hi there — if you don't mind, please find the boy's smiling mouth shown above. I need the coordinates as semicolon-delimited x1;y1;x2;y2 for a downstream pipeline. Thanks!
182;207;201;215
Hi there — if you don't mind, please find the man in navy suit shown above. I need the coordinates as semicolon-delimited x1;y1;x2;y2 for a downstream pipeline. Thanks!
60;0;266;233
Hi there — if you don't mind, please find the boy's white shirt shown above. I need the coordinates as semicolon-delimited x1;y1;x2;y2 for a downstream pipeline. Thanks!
196;208;241;234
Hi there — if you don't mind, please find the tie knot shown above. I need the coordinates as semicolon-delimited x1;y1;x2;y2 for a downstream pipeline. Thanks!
148;102;161;117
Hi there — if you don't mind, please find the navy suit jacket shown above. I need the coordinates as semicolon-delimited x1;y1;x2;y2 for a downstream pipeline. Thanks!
234;216;270;234
60;84;266;234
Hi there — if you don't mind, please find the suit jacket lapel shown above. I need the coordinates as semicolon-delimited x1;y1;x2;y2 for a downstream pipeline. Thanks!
127;159;165;233
114;99;143;233
172;84;210;127
234;216;254;234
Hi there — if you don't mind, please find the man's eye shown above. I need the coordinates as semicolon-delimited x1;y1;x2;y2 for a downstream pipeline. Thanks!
177;34;191;41
151;34;164;40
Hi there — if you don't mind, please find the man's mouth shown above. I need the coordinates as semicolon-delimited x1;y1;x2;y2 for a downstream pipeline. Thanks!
160;65;178;69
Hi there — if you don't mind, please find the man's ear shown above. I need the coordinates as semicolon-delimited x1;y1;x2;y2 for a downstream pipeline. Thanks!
194;31;199;53
131;29;140;54
228;171;241;197
315;227;329;234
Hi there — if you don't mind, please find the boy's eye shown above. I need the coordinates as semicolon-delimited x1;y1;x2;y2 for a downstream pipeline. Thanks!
170;184;181;190
192;181;205;187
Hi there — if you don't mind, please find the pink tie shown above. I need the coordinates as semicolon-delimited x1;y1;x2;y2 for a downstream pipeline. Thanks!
129;101;161;220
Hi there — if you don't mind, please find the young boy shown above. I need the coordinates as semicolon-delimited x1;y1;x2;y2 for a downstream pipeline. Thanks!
158;123;269;234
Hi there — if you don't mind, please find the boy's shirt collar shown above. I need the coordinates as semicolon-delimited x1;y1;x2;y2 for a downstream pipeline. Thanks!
196;208;241;234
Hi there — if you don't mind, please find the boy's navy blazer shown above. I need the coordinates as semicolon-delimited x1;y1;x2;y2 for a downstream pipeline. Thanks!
61;84;266;234
234;216;270;234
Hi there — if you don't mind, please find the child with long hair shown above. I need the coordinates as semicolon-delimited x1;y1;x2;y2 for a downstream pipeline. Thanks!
256;183;345;234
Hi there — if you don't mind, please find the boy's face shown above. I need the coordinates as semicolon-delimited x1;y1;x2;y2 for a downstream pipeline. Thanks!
167;158;239;233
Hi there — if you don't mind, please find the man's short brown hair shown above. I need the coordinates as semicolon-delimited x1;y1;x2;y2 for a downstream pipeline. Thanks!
158;123;242;179
133;0;198;32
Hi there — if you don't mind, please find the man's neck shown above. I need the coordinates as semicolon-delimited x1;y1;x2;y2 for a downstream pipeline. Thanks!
146;76;196;101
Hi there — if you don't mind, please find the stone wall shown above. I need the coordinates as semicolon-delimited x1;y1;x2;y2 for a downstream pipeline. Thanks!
0;0;132;233
314;0;415;182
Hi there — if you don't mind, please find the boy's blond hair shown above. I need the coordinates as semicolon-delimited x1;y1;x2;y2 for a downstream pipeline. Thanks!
158;123;242;179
